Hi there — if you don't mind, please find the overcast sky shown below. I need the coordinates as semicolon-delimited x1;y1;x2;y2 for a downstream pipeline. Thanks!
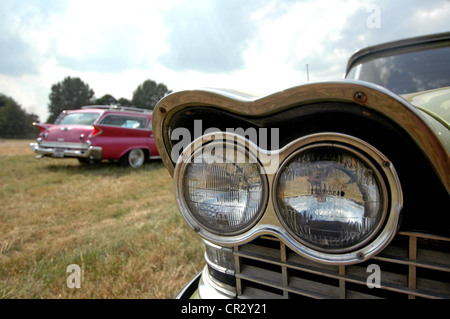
1;0;449;121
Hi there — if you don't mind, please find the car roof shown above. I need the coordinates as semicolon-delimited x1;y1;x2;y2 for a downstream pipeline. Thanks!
345;32;450;75
82;105;152;114
65;106;153;117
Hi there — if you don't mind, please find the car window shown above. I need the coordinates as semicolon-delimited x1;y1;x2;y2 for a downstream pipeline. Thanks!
57;112;100;125
99;114;148;129
346;46;450;95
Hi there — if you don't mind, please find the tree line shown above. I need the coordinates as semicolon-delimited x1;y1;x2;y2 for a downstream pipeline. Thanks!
0;77;172;139
0;94;39;139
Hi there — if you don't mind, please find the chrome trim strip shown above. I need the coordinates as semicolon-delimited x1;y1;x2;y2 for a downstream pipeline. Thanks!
203;240;235;276
174;132;403;265
39;141;88;149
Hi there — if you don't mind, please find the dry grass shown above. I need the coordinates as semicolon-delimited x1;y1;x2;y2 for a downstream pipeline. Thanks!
0;140;204;299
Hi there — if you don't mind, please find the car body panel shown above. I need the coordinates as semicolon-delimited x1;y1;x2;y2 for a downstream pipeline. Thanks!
402;86;450;127
92;124;158;159
44;124;98;143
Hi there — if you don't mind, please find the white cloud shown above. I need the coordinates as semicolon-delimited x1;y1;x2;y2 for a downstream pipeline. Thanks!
0;0;449;122
414;2;450;28
241;0;363;86
47;1;171;72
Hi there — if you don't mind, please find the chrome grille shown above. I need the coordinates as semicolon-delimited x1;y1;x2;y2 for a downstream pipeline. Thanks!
233;232;450;299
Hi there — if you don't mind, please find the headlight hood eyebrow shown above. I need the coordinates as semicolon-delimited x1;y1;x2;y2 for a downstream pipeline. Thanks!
152;80;449;191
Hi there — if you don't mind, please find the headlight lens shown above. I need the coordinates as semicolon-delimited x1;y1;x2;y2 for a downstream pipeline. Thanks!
179;141;266;235
275;145;387;252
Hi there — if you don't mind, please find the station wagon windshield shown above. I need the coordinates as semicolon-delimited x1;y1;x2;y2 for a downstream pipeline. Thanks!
346;46;450;95
56;112;100;125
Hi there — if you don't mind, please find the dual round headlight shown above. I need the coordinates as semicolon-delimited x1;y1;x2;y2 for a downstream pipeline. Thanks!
275;145;387;253
180;141;266;235
174;132;402;264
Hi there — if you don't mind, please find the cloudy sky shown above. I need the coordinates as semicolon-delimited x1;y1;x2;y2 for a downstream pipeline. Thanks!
1;0;449;122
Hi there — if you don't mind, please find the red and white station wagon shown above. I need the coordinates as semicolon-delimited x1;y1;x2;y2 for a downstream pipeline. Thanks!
30;106;160;168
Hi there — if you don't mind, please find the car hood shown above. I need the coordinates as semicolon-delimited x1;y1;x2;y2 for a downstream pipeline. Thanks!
401;87;450;151
402;86;450;127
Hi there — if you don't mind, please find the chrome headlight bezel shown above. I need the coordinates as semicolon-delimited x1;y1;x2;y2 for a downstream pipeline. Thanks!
174;131;403;265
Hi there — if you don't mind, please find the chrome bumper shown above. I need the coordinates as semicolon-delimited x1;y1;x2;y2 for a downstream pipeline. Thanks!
30;142;102;160
176;266;236;299
175;271;202;299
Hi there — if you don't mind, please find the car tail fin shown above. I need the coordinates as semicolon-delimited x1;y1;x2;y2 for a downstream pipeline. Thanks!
90;125;103;138
33;122;52;134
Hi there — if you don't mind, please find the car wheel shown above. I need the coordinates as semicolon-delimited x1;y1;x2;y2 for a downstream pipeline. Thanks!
124;149;145;168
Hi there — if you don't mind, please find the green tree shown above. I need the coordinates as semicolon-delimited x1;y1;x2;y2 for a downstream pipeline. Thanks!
0;93;39;139
94;95;134;107
47;76;95;123
131;79;172;110
117;97;132;106
95;94;117;106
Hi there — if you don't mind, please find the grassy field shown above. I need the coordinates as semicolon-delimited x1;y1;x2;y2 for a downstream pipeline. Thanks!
0;140;204;299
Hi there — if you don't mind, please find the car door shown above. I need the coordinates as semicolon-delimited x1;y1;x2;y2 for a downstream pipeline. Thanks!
91;113;158;160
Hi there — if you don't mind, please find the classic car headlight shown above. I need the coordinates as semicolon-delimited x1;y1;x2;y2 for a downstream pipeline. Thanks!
174;135;267;237
174;131;402;263
275;141;389;253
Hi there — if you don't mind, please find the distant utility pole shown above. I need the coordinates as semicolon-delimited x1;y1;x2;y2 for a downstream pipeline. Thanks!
306;64;310;81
